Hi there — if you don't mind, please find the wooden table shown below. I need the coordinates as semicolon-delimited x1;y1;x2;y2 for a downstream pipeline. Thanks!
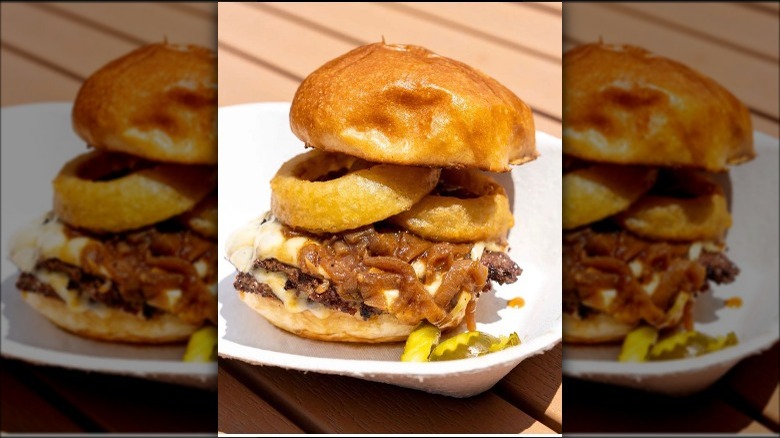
563;2;779;434
0;3;217;433
217;2;562;434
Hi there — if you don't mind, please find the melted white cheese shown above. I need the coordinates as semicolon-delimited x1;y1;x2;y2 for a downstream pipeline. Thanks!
226;216;319;272
10;214;93;272
251;267;330;319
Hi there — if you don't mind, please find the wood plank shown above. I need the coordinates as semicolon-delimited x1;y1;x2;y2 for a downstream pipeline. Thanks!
168;2;217;16
392;2;561;61
563;376;772;433
612;3;778;61
722;342;780;430
29;366;216;433
218;49;301;106
0;361;85;432
564;3;779;119
496;343;562;433
0;47;81;106
744;2;780;13
218;366;303;433
40;2;216;50
252;2;561;119
222;359;553;434
524;2;562;14
0;3;138;80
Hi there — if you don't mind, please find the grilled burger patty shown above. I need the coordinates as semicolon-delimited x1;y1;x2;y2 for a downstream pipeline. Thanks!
237;249;521;320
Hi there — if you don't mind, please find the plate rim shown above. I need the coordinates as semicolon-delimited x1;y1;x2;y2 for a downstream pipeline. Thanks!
216;101;563;377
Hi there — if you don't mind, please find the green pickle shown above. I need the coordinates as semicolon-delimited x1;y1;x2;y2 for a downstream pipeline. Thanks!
183;326;217;362
618;325;739;362
430;331;520;361
618;326;659;362
400;322;441;362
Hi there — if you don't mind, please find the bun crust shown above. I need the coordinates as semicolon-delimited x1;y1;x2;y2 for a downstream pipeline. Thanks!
563;312;636;344
237;290;470;343
564;43;754;172
72;43;216;165
290;42;537;172
21;292;200;344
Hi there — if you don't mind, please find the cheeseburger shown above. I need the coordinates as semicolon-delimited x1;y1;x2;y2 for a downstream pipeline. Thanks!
10;43;217;343
562;43;755;343
226;42;538;342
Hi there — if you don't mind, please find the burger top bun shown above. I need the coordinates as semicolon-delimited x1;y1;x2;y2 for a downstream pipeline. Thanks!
290;42;538;173
72;42;216;165
564;43;754;172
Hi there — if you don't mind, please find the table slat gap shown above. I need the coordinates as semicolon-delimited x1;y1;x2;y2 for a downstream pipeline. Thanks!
605;3;779;63
1;41;85;82
161;2;217;19
0;363;86;433
740;3;780;15
254;2;366;46
218;366;304;434
32;3;148;46
218;42;303;82
379;2;561;64
518;2;562;16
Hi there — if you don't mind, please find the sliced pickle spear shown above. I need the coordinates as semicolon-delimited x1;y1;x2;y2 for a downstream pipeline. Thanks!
183;326;217;362
618;326;659;362
400;322;441;362
429;331;520;361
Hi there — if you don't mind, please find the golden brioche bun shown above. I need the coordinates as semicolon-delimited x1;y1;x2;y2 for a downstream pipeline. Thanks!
290;42;537;173
564;43;754;172
21;292;200;344
563;312;636;344
72;42;216;165
237;290;470;343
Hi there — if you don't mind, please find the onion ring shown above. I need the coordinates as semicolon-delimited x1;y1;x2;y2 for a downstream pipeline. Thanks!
389;169;513;242
54;150;215;232
179;191;217;238
617;169;732;241
563;164;657;230
271;150;440;233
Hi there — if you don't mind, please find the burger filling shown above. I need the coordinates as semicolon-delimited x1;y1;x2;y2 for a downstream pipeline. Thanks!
228;217;521;325
563;225;738;329
11;213;217;325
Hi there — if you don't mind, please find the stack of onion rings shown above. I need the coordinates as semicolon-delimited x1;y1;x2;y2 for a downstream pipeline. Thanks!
389;169;514;242
53;150;216;233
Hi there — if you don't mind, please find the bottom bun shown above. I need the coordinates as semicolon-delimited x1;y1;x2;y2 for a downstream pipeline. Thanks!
237;290;470;343
21;292;200;344
563;312;636;344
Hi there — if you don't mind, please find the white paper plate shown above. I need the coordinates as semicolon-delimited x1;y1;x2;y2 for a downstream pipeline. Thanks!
217;102;562;397
563;132;780;395
0;103;217;390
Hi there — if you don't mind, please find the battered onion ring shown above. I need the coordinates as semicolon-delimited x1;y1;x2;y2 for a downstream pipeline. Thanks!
617;169;732;241
271;150;440;233
563;164;657;230
617;192;732;241
179;191;217;238
54;150;215;232
389;169;513;242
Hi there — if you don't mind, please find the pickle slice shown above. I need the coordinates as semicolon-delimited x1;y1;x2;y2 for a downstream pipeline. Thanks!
183;326;217;362
429;331;520;361
649;330;738;360
401;322;441;362
618;326;659;362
